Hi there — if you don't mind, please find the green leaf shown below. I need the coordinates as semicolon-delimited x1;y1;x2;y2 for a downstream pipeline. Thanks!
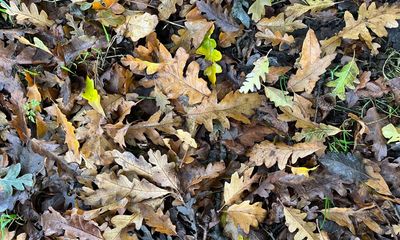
248;0;271;22
97;9;126;27
382;123;400;143
232;0;250;28
204;62;222;85
196;26;222;84
239;56;269;93
326;58;359;100
0;163;33;197
82;76;105;116
264;86;293;108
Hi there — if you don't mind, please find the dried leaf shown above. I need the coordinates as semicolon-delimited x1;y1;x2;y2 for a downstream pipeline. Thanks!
248;140;325;170
285;0;335;19
363;107;388;160
264;86;293;108
139;204;177;235
319;152;368;182
284;207;319;240
239;56;269;93
158;0;183;20
256;13;306;34
287;29;336;93
196;0;240;32
115;12;158;42
103;212;143;240
45;104;80;158
4;1;54;27
187;91;262;132
227;200;267;234
223;168;258;206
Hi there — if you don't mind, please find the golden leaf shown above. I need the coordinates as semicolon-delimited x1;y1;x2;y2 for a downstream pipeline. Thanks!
256;13;306;34
223;168;258;206
103;212;143;240
45;105;79;158
139;204;177;235
284;207;319;240
285;0;335;19
186;91;262;132
227;200;267;234
290;165;319;177
248;140;326;170
287;29;336;93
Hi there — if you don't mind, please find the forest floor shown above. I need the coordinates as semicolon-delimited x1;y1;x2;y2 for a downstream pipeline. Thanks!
1;0;400;239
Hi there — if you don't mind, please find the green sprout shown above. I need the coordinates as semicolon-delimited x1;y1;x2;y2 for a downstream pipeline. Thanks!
23;100;40;123
0;213;23;240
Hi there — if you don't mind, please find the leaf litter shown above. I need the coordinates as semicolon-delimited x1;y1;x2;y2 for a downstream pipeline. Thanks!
1;0;400;239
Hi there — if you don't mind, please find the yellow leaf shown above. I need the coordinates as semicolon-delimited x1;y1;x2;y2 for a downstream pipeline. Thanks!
227;200;266;234
285;0;335;19
82;76;105;116
103;212;143;240
284;207;319;240
223;168;258;206
290;165;318;177
176;129;197;148
45;105;80;158
139;204;177;235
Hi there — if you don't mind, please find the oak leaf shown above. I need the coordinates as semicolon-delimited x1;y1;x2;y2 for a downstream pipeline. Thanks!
196;0;240;32
239;56;269;93
45;104;80;158
382;123;400;143
226;200;267;234
4;1;54;27
103;212;143;240
158;0;183;20
256;13;306;34
364;159;392;196
139;204;177;235
321;3;400;54
326;57;360;100
115;12;158;42
186;91;262;132
264;86;293;108
248;0;271;22
156;47;211;105
223;168;259;206
285;0;335;19
248;140;326;170
287;29;336;93
255;29;295;49
284;207;319;240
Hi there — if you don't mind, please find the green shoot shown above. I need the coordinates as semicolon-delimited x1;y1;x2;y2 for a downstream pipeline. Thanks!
0;213;23;240
23;100;40;123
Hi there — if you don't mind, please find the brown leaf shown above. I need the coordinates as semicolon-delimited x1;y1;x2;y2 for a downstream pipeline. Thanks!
364;159;392;196
45;104;80;158
41;207;102;240
287;29;336;93
256;13;306;34
284;207;319;240
223;167;259;206
248;140;326;170
363;107;388;161
227;200;266;234
139;204;177;235
196;0;240;32
187;91;262;132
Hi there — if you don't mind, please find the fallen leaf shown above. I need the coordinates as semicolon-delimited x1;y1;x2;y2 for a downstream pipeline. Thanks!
363;107;388;160
264;86;293;108
326;57;359;100
0;163;33;197
115;12;158;42
248;140;325;170
284;207;319;240
381;123;400;143
290;165;318;177
139;204;177;235
285;0;335;19
239;56;269;93
227;200;267;234
224;168;259;206
82;76;105;116
196;0;240;32
248;0;271;22
3;1;54;27
158;0;183;20
287;29;336;93
45;104;80;158
103;212;143;240
187;91;262;132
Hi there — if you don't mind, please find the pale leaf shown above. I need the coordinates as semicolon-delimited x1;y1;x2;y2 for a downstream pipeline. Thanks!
223;168;258;206
4;1;54;27
227;200;267;234
115;12;158;42
284;207;319;240
248;0;271;22
239;56;269;93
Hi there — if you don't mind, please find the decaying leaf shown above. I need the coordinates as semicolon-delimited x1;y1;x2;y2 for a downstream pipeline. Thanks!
158;0;183;20
196;0;240;32
187;91;262;132
319;152;368;182
45;104;80;158
257;13;306;34
363;107;388;160
287;29;336;93
227;200;267;234
248;140;325;170
284;207;319;240
139;204;177;235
